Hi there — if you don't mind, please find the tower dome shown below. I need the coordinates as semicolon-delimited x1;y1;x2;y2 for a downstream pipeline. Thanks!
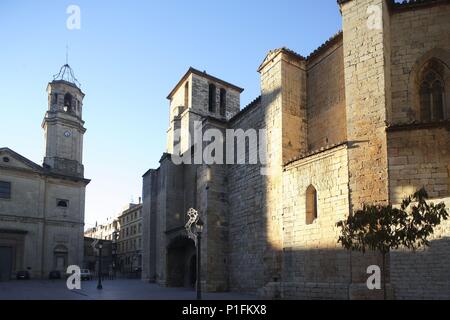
52;63;81;88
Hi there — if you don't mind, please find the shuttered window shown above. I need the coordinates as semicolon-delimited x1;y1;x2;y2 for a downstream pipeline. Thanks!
0;181;11;199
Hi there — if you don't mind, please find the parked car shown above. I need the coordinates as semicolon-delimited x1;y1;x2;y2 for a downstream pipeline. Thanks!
16;270;30;280
49;270;61;280
80;269;92;281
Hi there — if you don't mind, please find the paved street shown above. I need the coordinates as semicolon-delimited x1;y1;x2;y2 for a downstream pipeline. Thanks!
0;279;257;300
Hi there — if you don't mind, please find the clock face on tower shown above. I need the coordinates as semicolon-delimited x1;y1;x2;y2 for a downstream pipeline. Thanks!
64;131;71;137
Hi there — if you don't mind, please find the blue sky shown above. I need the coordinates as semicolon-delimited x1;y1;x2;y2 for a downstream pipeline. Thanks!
0;0;342;228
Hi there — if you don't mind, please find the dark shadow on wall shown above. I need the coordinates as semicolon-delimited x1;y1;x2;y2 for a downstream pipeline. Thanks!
389;237;450;300
146;81;450;300
166;236;196;288
259;236;450;300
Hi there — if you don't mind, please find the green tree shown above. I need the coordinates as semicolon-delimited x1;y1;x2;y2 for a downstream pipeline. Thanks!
336;188;448;299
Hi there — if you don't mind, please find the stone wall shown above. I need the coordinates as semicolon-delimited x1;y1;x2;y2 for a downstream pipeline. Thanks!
390;201;450;300
167;74;190;155
282;145;351;299
227;100;266;293
168;72;242;156
198;120;230;292
389;3;450;124
260;50;304;294
191;74;241;120
154;156;168;285
0;157;86;279
341;0;391;209
281;53;307;162
141;169;157;281
340;0;392;299
156;155;189;285
306;39;347;151
388;127;450;201
388;127;450;299
142;0;450;299
386;1;450;300
227;49;309;296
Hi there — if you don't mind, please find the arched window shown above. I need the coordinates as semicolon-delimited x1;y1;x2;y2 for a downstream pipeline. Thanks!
77;100;82;116
208;83;216;113
63;93;73;112
305;185;318;225
220;88;227;116
419;62;445;121
184;81;189;108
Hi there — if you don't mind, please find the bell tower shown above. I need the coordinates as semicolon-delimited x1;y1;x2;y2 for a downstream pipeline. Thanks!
42;64;86;177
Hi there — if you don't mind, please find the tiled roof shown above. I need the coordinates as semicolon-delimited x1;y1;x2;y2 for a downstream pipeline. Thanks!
229;95;262;123
280;0;448;67
391;0;450;9
257;48;305;72
338;0;449;9
259;31;343;72
278;47;306;61
306;31;343;61
283;141;348;167
167;67;244;100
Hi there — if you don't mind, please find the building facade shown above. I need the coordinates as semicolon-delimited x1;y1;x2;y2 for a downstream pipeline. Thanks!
117;203;143;275
142;0;450;299
84;219;118;241
83;237;114;277
0;64;89;280
84;219;119;276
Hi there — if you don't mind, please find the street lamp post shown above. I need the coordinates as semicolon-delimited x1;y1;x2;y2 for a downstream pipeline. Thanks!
97;241;103;290
195;218;204;300
185;208;204;300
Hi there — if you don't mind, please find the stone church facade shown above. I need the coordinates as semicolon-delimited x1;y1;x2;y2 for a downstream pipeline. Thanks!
142;0;450;299
0;65;89;280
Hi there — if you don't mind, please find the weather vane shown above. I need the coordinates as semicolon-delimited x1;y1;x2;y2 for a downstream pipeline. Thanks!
52;45;81;87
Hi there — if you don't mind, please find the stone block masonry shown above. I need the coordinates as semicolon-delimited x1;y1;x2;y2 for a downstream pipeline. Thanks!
141;0;450;300
282;145;351;299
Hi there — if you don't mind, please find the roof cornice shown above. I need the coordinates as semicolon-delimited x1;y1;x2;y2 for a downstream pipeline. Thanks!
229;96;262;123
306;31;343;62
0;147;90;185
167;67;244;100
0;147;43;171
337;0;450;11
257;47;305;73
